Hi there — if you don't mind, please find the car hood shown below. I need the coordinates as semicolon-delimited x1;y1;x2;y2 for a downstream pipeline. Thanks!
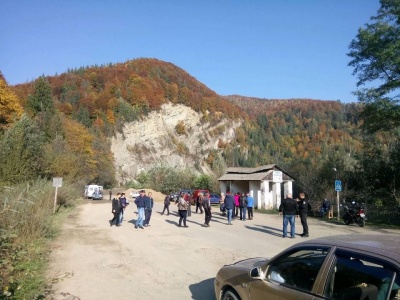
228;257;268;270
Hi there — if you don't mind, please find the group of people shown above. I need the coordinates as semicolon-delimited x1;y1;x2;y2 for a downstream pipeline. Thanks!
109;190;154;229
278;192;311;238
223;192;254;225
173;192;212;227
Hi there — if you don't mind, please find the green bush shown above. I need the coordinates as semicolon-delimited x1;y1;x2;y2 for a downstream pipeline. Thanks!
0;178;80;299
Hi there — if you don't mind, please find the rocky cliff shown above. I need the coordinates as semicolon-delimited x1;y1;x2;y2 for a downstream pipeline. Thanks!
111;103;241;184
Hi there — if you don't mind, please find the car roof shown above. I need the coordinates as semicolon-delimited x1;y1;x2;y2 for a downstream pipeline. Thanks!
295;234;400;261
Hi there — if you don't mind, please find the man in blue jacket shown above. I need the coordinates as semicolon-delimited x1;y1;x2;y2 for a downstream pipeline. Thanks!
246;192;254;220
134;190;146;229
224;191;235;225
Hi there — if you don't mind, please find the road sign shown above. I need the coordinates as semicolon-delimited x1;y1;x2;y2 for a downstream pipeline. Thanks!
272;171;283;183
53;177;63;187
335;180;342;191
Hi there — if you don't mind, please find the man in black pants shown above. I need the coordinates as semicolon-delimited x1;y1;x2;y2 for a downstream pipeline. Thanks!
202;192;212;227
110;193;121;226
297;192;311;237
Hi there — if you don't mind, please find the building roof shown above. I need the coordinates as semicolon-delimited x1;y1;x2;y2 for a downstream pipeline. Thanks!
218;165;294;182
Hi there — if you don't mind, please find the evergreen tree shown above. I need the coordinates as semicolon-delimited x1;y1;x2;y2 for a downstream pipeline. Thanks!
0;115;45;185
27;76;54;115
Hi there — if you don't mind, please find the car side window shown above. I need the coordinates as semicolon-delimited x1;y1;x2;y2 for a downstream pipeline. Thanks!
266;247;330;292
324;250;398;300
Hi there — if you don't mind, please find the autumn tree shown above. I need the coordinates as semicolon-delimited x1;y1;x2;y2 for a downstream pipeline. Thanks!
0;75;23;131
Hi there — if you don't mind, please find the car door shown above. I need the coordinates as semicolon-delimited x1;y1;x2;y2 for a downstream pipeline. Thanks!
249;246;331;300
321;249;400;300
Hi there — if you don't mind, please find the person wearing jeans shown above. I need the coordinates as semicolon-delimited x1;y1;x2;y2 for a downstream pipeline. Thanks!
224;192;235;225
134;190;147;229
278;193;299;238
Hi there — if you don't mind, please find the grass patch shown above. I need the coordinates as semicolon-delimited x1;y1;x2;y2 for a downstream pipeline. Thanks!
0;179;80;299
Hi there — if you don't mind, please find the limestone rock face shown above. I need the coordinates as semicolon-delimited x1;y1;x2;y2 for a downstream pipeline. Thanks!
111;103;240;184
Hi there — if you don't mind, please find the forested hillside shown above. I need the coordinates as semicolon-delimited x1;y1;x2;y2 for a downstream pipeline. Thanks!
0;57;397;206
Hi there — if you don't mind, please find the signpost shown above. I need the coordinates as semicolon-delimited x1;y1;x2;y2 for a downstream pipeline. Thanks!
272;171;283;183
335;180;342;220
53;177;63;213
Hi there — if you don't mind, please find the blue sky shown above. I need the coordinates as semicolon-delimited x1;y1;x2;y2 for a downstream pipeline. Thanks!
0;0;380;103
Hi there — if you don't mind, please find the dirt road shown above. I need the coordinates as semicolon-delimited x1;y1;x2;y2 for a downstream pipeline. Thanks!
47;197;399;300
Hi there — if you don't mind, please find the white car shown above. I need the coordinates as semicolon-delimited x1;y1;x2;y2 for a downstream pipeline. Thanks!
130;191;140;198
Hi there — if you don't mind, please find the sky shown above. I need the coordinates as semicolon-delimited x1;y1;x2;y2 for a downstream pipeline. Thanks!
0;0;381;103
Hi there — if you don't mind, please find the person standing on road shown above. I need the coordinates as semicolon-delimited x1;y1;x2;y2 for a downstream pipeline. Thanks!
297;192;311;237
233;192;240;219
144;192;154;227
246;192;254;220
239;192;248;221
109;189;112;201
203;192;212;227
134;190;146;229
279;193;299;238
224;191;235;225
161;194;170;215
110;193;122;227
195;193;204;214
177;195;189;227
119;193;128;224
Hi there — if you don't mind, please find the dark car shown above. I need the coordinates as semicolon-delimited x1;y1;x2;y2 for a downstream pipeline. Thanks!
209;193;221;205
214;234;400;300
92;191;103;200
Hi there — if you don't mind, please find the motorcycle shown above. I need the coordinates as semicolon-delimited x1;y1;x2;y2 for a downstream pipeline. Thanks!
342;201;367;227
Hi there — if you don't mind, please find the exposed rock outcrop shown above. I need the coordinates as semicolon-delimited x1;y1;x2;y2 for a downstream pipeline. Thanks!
111;103;241;184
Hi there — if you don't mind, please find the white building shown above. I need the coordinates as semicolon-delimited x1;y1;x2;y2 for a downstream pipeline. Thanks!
218;164;294;210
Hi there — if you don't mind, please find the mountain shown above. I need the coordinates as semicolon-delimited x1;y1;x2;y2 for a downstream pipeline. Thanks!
5;58;363;188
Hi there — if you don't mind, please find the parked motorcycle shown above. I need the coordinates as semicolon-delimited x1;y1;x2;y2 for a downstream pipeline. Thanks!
342;201;367;227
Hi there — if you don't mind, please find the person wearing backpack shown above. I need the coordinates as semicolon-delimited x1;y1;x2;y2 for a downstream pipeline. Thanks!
239;192;248;221
224;191;235;225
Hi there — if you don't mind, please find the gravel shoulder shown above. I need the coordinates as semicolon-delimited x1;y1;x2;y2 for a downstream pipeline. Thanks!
47;197;399;299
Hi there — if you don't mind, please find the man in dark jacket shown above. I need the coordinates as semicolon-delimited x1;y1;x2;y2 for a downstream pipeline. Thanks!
297;192;311;237
239;192;248;221
161;195;170;215
110;193;122;227
279;193;299;238
224;192;235;225
202;192;212;227
134;190;146;229
144;192;154;227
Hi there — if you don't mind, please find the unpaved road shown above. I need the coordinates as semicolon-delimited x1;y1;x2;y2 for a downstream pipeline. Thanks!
47;197;399;300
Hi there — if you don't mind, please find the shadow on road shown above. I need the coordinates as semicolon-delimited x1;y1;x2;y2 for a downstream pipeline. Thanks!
246;224;298;238
189;277;215;300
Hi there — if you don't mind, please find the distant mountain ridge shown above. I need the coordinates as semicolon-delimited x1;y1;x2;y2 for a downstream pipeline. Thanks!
8;58;363;185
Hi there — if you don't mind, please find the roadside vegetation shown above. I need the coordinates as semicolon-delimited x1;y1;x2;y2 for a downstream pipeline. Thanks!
0;179;80;299
1;0;400;297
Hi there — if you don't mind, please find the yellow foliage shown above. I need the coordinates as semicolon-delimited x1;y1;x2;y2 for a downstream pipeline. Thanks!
0;78;23;130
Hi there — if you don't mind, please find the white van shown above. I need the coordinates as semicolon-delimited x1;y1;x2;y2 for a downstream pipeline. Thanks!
84;184;102;199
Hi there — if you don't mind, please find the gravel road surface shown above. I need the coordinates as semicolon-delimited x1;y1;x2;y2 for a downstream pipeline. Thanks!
47;196;399;299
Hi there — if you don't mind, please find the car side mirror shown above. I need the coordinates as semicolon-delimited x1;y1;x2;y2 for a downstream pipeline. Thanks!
250;267;262;279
